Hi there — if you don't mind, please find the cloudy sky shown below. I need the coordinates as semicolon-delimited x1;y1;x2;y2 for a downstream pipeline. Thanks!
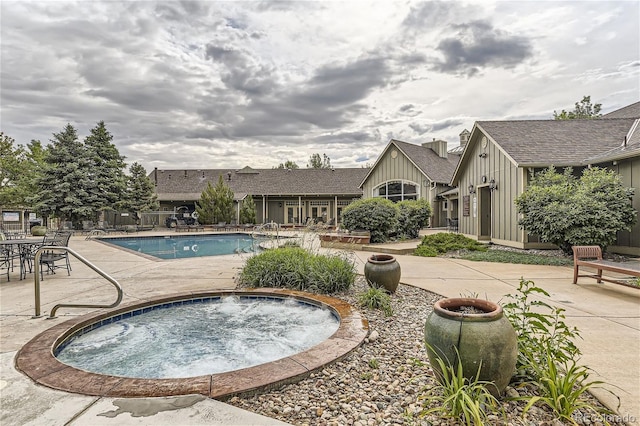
1;1;638;173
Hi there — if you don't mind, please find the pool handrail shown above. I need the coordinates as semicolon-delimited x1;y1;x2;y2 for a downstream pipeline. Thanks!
33;246;123;319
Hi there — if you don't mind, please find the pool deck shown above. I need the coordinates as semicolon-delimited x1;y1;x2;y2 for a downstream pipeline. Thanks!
1;231;639;425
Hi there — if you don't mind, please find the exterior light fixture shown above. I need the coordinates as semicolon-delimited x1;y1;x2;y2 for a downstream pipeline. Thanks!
479;152;487;158
468;184;475;194
489;179;497;191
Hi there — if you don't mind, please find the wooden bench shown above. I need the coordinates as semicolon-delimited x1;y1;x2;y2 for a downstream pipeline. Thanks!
572;245;640;288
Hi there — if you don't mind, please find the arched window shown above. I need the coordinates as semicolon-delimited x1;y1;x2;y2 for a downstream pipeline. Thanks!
373;180;419;202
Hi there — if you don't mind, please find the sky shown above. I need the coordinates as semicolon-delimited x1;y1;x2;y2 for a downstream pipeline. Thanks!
1;1;639;173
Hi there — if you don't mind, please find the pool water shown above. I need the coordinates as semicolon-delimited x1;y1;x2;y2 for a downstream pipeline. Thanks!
100;234;260;259
55;296;340;379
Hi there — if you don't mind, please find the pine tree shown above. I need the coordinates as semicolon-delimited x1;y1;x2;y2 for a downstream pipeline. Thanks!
212;176;235;223
195;182;217;225
239;196;257;224
31;124;95;227
84;121;127;215
122;163;158;220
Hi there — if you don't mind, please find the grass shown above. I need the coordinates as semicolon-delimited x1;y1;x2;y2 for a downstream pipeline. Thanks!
461;250;573;266
414;232;573;265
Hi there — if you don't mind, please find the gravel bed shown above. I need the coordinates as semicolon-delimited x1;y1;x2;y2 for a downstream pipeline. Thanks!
228;278;623;425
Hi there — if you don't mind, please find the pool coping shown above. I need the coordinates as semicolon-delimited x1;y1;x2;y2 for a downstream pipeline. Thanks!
14;288;369;400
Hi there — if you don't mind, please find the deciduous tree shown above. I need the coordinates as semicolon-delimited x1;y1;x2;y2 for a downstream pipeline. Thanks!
553;96;602;120
275;160;299;169
307;153;332;169
515;167;636;253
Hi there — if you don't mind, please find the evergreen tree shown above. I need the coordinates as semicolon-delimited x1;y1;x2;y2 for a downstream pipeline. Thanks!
239;195;257;224
84;121;127;214
195;182;216;225
31;124;95;227
122;162;158;220
212;175;235;223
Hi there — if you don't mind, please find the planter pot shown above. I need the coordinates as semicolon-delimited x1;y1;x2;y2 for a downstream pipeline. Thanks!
364;254;401;293
424;298;517;396
30;225;47;236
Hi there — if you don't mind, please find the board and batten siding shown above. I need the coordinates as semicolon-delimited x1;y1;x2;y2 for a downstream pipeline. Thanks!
361;146;426;199
457;132;523;246
608;156;640;255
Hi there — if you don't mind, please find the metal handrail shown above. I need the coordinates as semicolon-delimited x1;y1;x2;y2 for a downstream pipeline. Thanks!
33;246;123;319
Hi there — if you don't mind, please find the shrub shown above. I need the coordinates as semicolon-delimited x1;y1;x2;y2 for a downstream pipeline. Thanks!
414;232;487;257
358;287;393;316
238;247;355;293
341;198;399;243
395;199;432;239
515;166;636;254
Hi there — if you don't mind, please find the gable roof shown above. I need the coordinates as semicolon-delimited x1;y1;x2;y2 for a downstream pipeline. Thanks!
152;167;369;201
392;140;461;183
602;101;640;119
360;139;461;186
475;118;637;167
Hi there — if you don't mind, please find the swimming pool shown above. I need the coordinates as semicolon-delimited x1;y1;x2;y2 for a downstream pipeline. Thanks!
99;234;261;259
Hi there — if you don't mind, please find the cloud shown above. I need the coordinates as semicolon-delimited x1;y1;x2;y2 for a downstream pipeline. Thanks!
0;0;637;172
432;20;533;77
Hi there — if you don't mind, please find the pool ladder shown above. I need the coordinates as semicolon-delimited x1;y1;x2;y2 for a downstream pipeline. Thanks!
32;246;123;319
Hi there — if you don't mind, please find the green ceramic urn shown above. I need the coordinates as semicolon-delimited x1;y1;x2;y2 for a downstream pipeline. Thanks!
364;254;401;293
424;297;517;396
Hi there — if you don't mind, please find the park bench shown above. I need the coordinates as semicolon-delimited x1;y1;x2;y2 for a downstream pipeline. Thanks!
572;245;640;288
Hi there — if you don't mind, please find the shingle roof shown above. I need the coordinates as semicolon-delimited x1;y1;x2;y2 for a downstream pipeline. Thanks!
476;118;637;166
391;139;461;183
602;101;640;119
584;120;640;163
152;167;369;200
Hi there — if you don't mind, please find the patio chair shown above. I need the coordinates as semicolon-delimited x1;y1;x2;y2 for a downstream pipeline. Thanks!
1;247;13;281
39;232;72;278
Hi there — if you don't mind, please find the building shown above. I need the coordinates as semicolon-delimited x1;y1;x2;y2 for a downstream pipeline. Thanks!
359;137;464;227
450;102;640;255
152;167;369;225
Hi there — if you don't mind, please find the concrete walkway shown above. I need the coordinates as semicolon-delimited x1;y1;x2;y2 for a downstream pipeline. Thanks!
1;233;638;425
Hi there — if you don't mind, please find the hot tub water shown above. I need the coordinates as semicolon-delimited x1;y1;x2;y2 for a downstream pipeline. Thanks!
55;296;339;379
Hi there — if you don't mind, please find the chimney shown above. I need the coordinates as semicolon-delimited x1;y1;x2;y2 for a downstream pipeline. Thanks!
422;138;448;158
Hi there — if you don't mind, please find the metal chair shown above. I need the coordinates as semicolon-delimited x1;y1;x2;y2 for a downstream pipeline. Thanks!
39;232;72;278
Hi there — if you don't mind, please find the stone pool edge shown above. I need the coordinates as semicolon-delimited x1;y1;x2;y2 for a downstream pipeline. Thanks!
14;288;369;400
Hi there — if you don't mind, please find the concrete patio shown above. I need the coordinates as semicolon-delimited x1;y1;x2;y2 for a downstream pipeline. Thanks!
1;232;638;425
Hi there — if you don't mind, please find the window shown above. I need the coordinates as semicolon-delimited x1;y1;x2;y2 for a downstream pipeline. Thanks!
374;180;418;202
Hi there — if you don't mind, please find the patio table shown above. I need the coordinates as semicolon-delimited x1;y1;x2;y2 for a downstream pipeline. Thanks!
0;238;46;280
